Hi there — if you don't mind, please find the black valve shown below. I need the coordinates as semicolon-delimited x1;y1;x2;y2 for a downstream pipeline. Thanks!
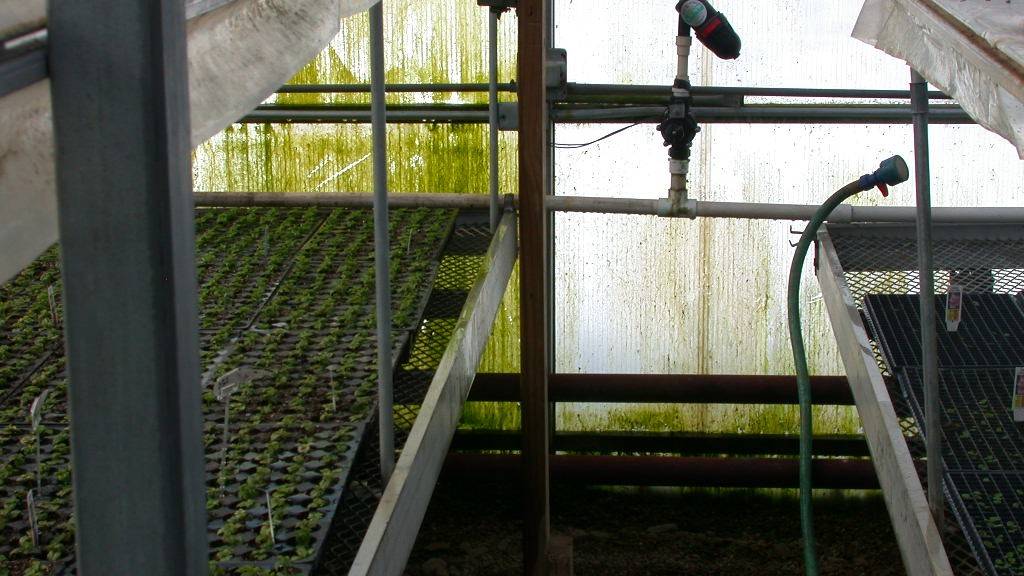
657;110;700;161
658;75;700;162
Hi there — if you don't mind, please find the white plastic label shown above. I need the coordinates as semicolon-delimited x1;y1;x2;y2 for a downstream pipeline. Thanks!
679;0;708;27
266;490;277;545
1013;368;1024;422
27;489;39;549
47;285;59;326
945;284;963;332
30;389;49;431
214;365;270;401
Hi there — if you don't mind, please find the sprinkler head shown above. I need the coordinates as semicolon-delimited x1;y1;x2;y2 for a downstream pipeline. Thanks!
874;155;910;186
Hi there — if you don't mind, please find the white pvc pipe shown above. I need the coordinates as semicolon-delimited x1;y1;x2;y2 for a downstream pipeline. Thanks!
545;195;1024;222
195;191;1024;223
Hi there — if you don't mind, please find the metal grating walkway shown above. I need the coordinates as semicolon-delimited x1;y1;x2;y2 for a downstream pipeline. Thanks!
315;212;494;575
830;223;1024;576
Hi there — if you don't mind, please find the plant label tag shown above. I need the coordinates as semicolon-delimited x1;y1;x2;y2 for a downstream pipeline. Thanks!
1013;368;1024;422
30;389;49;432
266;490;276;545
214;366;269;401
945;284;963;332
26;489;39;549
47;285;60;327
214;380;239;403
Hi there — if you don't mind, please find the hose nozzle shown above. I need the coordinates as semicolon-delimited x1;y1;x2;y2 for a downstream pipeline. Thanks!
858;155;910;196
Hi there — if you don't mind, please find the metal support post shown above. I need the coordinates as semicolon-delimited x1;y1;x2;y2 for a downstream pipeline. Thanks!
911;68;943;530
370;1;395;482
488;7;501;233
48;0;208;573
519;0;551;572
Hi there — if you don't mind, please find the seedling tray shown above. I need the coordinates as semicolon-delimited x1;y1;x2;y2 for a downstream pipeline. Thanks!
863;293;1024;371
0;246;62;406
0;207;457;576
316;216;494;574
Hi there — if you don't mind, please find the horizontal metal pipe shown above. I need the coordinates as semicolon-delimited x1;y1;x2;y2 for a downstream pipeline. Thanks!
240;104;973;125
552;105;970;124
194;191;494;209
690;105;970;125
546;196;1024;223
277;82;516;94
242;108;490;124
271;82;950;100
441;454;879;489
468;373;855;405
451;430;870;457
567;83;952;100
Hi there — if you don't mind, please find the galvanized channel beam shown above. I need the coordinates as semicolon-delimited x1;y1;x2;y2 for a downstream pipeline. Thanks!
48;0;208;573
348;211;517;576
816;227;952;576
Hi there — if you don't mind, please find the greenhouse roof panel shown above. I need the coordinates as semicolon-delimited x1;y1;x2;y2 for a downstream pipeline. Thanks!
853;0;1024;157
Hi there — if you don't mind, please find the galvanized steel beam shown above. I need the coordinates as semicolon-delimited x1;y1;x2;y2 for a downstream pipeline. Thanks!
350;211;517;576
48;0;208;572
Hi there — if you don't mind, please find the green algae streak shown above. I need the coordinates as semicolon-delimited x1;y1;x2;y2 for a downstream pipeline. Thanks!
193;2;857;437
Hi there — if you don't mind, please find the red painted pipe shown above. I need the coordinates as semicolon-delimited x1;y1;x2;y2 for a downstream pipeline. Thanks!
441;454;878;489
467;373;855;405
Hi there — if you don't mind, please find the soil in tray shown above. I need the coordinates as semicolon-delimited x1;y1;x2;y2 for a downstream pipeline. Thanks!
406;481;904;576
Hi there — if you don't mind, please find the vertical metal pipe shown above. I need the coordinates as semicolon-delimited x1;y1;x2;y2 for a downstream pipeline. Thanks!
370;1;395;482
488;9;500;233
911;68;943;529
48;0;208;572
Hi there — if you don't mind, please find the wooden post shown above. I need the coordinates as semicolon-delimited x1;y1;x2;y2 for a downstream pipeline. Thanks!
518;0;550;574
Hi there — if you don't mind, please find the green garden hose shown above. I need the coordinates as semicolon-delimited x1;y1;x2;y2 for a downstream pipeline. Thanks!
787;155;909;576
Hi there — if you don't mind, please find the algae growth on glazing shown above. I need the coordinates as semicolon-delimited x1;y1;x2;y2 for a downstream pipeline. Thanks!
189;1;1024;439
